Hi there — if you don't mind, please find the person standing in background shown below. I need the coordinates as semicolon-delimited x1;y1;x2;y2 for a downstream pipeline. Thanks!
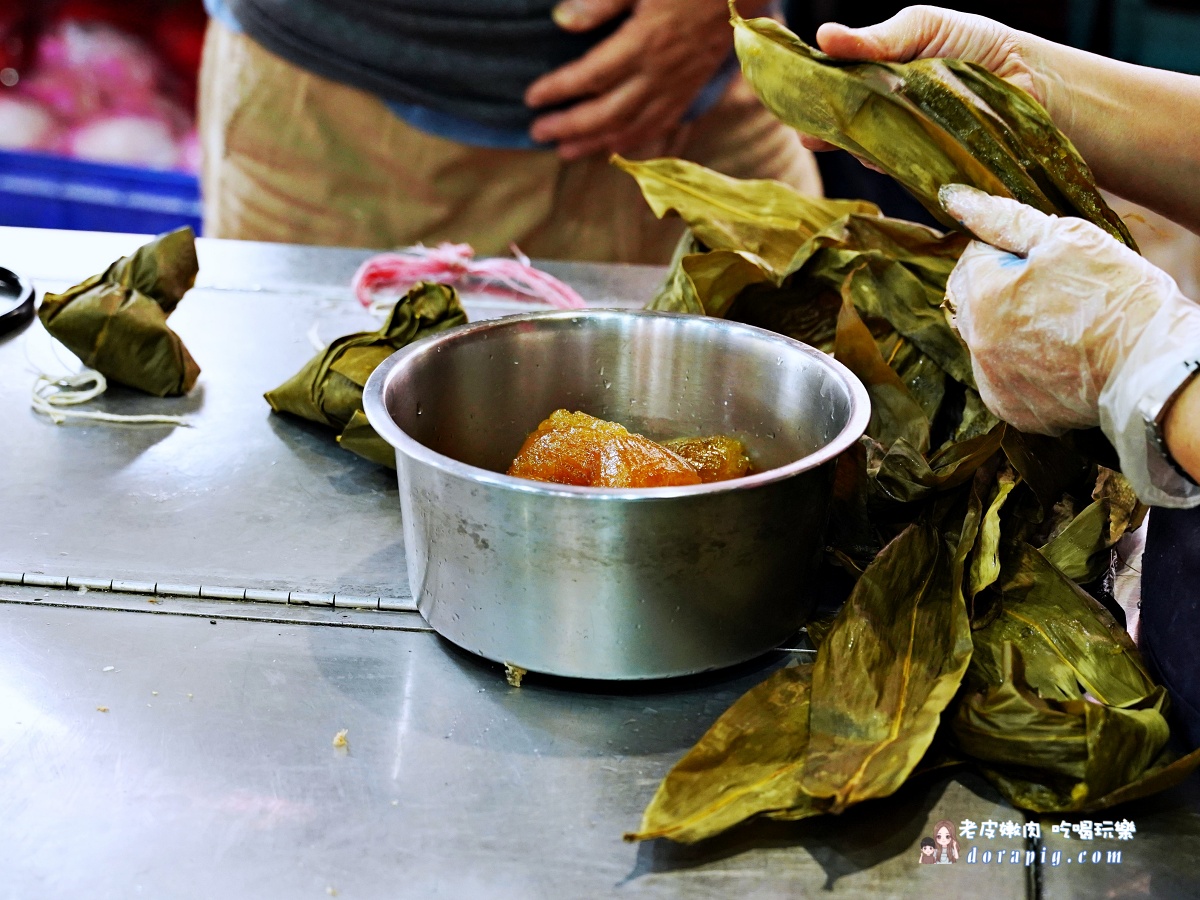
197;0;822;261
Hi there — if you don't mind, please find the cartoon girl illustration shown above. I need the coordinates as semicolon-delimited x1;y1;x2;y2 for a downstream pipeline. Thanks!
919;837;937;864
932;820;960;864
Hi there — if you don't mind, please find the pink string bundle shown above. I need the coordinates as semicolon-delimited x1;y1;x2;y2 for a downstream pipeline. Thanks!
352;243;587;310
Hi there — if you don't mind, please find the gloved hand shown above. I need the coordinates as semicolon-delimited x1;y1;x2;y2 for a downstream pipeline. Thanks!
942;183;1200;508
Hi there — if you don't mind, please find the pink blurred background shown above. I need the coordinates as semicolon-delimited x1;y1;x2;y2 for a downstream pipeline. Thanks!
0;0;206;172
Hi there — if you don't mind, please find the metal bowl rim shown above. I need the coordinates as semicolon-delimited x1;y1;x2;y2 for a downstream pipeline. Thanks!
363;309;870;500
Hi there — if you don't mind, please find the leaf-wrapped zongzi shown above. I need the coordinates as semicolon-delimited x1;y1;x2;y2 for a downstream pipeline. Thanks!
38;227;201;397
265;281;466;466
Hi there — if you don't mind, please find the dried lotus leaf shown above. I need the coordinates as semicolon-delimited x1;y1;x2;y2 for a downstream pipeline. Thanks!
626;663;829;843
730;10;1136;249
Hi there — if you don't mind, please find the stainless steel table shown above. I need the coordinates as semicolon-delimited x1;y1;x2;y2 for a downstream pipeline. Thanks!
1;227;1196;899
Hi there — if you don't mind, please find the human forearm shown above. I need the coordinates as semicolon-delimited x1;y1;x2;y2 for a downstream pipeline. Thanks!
1164;376;1200;485
1026;39;1200;234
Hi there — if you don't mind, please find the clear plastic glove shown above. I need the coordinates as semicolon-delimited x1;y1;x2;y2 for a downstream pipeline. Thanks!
942;183;1200;508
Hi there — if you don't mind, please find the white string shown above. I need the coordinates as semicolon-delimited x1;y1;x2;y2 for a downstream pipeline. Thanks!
31;369;191;427
306;320;328;351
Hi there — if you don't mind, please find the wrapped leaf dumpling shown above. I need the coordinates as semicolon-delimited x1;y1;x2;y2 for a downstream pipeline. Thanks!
38;227;201;396
265;281;467;466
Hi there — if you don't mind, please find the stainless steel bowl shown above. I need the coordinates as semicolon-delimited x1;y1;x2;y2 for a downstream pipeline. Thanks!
363;310;869;680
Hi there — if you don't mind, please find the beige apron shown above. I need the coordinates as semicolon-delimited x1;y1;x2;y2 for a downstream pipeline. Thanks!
197;19;822;263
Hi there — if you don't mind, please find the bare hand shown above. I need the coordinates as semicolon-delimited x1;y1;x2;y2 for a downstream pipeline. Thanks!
525;0;758;160
801;6;1047;153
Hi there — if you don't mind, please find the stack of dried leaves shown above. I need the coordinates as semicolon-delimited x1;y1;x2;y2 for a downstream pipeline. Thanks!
615;13;1200;842
729;7;1137;249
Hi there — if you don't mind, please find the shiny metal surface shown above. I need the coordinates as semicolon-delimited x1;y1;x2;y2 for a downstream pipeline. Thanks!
1;227;1194;898
1039;780;1200;900
1;599;1035;900
0;227;651;597
0;580;428;630
365;311;870;679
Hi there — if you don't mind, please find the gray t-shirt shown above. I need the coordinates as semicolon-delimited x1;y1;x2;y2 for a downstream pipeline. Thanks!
226;0;622;130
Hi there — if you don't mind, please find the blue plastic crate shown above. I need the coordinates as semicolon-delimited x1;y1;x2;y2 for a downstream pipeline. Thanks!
0;149;202;235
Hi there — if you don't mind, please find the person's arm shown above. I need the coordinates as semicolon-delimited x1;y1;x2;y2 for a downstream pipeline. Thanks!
812;6;1200;233
523;0;772;160
1164;379;1200;484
